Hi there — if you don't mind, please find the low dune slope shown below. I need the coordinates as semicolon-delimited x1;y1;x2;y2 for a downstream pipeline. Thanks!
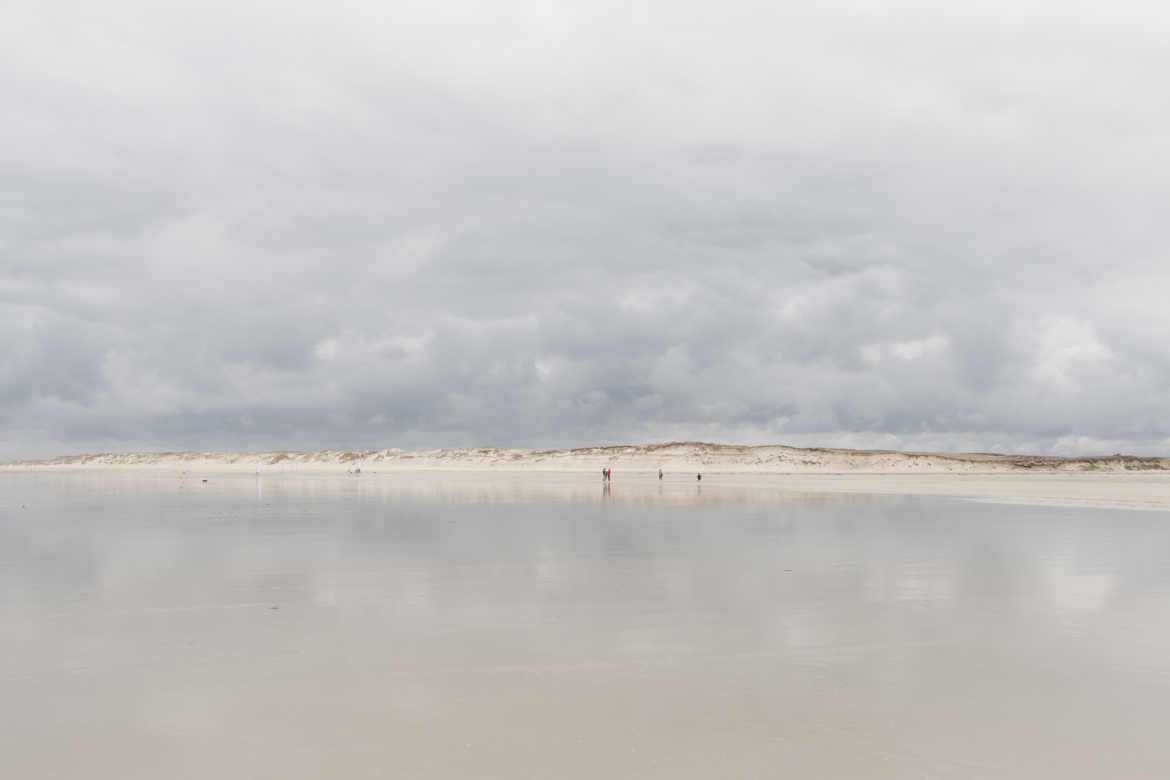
5;442;1168;473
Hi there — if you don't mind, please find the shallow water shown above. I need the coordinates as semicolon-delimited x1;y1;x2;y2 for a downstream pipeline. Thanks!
3;471;1170;778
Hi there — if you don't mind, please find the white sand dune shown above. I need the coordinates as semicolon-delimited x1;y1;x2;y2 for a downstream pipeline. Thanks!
4;441;1167;474
5;442;1170;510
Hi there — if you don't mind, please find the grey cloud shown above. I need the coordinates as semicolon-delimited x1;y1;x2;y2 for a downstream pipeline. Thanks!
3;0;1170;458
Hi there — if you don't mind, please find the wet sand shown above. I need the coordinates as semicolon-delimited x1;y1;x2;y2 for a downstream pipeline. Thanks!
3;471;1170;778
5;468;1170;511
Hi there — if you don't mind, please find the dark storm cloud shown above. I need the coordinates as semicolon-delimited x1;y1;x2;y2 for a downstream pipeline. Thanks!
3;0;1170;458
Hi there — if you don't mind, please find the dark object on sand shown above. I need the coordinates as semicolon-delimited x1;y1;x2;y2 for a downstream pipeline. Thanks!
201;479;208;483
697;473;702;481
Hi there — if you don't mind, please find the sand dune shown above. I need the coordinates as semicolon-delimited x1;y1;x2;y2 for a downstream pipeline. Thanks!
5;441;1168;474
6;443;1170;510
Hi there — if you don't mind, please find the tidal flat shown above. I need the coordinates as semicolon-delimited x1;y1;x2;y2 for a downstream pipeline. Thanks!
3;471;1169;778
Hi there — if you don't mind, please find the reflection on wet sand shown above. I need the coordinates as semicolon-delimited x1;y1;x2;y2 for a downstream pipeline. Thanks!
10;469;910;506
3;472;1170;779
13;467;1170;510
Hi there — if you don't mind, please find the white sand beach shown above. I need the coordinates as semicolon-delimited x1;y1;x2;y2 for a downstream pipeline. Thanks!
6;442;1169;511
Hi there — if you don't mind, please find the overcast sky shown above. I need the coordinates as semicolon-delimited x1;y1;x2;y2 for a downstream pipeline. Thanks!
3;0;1169;459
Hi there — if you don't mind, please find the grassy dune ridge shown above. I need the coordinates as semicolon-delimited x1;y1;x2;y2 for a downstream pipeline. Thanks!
6;441;1168;473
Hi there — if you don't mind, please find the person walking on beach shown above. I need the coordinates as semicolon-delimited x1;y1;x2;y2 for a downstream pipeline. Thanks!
697;473;702;481
658;468;663;480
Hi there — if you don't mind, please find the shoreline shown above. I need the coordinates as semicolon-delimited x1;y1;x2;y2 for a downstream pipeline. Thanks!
5;464;1169;512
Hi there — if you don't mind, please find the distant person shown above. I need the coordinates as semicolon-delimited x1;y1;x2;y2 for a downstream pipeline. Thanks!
696;473;702;481
658;468;663;480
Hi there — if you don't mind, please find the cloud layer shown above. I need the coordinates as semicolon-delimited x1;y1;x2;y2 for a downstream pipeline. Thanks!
4;0;1170;458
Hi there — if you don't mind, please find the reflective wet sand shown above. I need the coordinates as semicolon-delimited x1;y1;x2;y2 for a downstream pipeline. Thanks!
3;472;1170;778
